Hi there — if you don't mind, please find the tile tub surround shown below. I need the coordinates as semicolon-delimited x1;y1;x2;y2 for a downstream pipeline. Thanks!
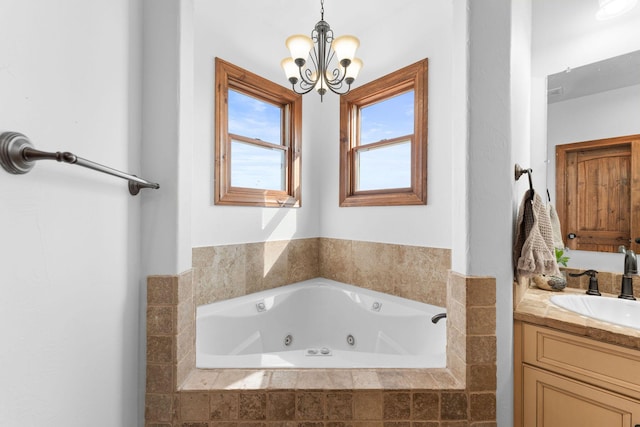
192;238;451;307
145;271;497;426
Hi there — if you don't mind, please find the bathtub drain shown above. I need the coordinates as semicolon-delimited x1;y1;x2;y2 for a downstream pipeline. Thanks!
284;334;293;346
306;347;332;356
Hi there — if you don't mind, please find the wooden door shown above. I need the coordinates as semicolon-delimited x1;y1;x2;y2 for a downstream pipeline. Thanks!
523;365;640;427
556;135;640;253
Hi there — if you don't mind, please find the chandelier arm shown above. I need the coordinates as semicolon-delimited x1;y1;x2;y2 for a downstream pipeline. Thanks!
290;83;318;96
297;74;317;92
294;65;322;94
325;49;337;69
323;47;346;85
316;25;327;79
325;68;342;85
308;42;320;80
296;66;316;87
310;28;320;69
325;28;334;44
325;81;352;96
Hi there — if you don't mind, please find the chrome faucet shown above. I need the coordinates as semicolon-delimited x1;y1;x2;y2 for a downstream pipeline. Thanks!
619;247;637;300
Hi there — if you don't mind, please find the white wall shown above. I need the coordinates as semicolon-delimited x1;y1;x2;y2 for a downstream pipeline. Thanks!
464;2;515;426
191;1;320;247
141;0;193;276
0;0;142;425
511;0;533;181
316;2;453;248
508;1;532;425
191;0;453;249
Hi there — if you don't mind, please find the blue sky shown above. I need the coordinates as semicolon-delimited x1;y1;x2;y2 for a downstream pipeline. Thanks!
228;89;281;144
228;89;284;190
360;90;414;144
227;88;415;191
358;90;414;189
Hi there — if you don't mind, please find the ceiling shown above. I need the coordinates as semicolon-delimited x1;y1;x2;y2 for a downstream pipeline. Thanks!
194;0;442;87
533;0;640;103
534;0;640;51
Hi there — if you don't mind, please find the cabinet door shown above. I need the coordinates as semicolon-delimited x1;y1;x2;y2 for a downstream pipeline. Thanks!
523;365;640;427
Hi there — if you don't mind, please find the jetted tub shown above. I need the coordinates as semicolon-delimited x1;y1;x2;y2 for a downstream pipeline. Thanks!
196;278;447;368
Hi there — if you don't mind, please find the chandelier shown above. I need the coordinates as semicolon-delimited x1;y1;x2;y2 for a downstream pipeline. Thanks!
281;0;362;101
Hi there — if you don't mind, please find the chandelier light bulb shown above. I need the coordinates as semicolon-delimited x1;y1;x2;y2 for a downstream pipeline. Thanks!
344;58;363;84
281;58;299;84
332;35;360;66
286;35;313;66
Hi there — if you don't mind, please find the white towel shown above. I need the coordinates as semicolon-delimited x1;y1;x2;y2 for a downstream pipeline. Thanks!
513;190;561;277
547;202;564;250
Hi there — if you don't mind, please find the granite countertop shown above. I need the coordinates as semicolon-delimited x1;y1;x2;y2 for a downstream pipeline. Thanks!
514;287;640;350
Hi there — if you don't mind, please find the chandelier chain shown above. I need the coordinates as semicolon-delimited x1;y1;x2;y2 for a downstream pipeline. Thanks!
320;0;325;20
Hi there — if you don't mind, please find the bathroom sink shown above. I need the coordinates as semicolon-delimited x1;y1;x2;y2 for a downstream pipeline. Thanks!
550;294;640;330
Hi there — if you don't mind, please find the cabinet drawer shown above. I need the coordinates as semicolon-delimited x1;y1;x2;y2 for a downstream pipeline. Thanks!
523;365;640;427
522;323;640;399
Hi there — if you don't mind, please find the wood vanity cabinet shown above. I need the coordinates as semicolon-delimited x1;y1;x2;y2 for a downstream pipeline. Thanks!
514;320;640;427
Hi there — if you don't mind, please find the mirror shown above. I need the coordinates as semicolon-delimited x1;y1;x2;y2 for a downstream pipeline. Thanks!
532;0;640;270
546;50;640;261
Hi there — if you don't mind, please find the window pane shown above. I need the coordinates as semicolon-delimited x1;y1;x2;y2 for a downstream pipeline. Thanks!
357;140;411;191
360;90;414;144
231;140;285;190
228;89;282;145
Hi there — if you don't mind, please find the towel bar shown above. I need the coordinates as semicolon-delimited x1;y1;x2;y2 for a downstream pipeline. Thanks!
0;131;159;196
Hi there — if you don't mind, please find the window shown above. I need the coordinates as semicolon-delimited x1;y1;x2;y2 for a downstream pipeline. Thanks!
339;59;428;206
215;58;302;207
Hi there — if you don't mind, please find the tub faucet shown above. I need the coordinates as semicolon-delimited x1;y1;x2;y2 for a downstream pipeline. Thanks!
619;247;637;300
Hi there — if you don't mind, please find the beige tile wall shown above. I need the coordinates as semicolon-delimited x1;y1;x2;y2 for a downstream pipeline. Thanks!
193;238;451;307
563;267;640;296
145;265;497;426
192;239;320;306
320;239;451;307
515;268;640;305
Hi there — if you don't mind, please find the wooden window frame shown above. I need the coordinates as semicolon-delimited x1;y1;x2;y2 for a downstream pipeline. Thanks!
214;58;302;207
339;58;428;207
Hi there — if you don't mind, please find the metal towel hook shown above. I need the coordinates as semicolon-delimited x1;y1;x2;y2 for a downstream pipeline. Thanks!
0;131;159;196
515;163;534;201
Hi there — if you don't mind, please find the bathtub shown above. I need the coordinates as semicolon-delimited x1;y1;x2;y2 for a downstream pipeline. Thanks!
196;278;447;368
